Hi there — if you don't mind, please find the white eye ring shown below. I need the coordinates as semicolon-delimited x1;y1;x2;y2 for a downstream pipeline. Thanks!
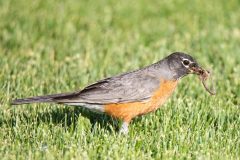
182;59;190;66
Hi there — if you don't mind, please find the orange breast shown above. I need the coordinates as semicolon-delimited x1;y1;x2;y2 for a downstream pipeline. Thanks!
104;80;178;122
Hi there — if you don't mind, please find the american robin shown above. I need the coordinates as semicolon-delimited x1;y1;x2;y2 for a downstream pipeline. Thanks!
11;52;209;134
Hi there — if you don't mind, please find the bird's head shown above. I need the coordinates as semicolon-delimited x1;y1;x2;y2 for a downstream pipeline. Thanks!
166;52;204;79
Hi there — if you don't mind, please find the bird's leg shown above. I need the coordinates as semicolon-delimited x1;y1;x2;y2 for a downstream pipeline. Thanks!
119;121;129;134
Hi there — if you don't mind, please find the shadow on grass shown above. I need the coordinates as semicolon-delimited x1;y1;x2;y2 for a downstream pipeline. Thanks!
1;106;120;133
40;106;119;133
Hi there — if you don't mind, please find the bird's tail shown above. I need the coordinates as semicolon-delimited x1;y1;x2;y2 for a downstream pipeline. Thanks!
11;92;79;105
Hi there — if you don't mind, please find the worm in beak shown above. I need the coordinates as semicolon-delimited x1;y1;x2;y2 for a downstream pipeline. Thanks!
190;64;216;95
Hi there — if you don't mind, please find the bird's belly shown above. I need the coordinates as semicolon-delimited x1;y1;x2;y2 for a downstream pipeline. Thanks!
66;102;104;113
104;80;178;122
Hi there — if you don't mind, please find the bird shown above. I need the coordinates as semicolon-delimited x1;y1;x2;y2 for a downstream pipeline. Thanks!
11;52;206;134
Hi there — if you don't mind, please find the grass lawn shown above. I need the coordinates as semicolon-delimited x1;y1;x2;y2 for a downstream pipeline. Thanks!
0;0;239;159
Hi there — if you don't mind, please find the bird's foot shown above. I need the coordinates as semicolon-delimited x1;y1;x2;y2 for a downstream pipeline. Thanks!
119;122;129;134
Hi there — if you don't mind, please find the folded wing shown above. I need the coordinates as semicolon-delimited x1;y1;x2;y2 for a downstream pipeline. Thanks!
55;71;160;104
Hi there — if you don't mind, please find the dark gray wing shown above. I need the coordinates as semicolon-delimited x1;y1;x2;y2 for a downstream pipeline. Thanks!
55;70;160;104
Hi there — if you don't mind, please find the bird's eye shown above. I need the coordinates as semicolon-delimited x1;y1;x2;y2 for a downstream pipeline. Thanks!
183;60;190;66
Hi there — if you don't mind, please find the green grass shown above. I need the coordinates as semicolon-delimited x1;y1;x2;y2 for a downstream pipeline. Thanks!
0;0;239;159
